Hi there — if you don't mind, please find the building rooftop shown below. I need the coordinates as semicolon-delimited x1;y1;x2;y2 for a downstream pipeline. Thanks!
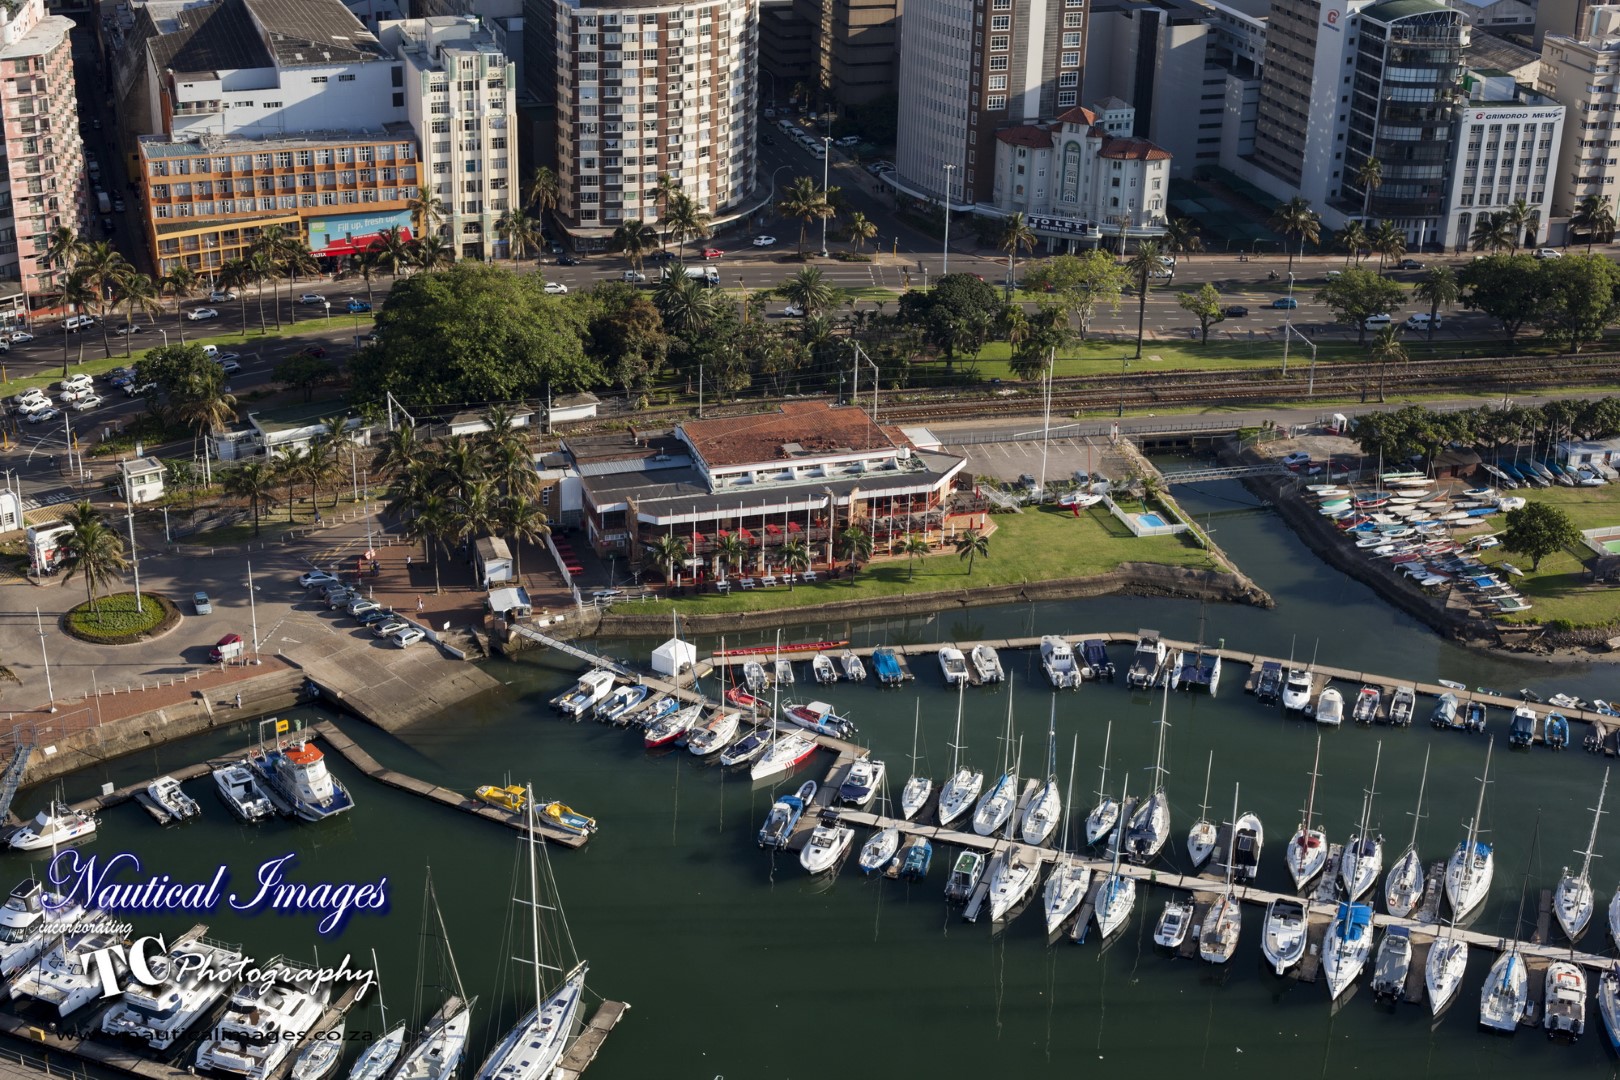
1053;105;1098;127
1467;31;1539;73
679;401;898;470
138;124;414;157
149;0;273;73
1093;96;1132;111
1097;136;1172;161
1362;0;1450;22
247;0;387;66
997;124;1054;149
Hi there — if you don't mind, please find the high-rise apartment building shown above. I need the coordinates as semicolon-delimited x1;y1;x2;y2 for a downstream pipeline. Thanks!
758;0;815;104
0;0;85;319
532;0;758;248
892;0;1085;204
1438;71;1562;248
1539;6;1620;218
796;0;903;107
382;17;519;259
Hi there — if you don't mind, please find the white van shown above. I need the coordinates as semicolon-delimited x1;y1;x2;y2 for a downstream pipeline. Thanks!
1405;312;1440;330
1363;313;1393;329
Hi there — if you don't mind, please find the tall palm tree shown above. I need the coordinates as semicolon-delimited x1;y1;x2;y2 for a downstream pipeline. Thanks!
175;373;238;458
243;250;275;330
1572;194;1616;252
41;225;82;277
378;422;430;477
663;192;711;259
835;525;873;585
781;266;837;315
507;215;540;262
1369;324;1407;403
1369;219;1406;273
494;210;520;262
279;240;320;324
1470;212;1514;254
777;176;833;260
652;266;714;331
502;495;550;579
714;532;748;578
1163;217;1202;260
406;491;453;593
900;534;930;580
525;167;561;222
1337;220;1369;266
224;461;277;536
412;234;455;272
252;224;296;329
1413;265;1460;342
652;173;680;249
844;211;878;253
1124;240;1165;360
350;251;378;308
58;268;95;377
112;271;162;357
1269;196;1321;274
407;194;447;241
59;501;126;617
75;241;129;358
1501;197;1537;253
646;533;689;584
779;536;811;588
611;219;659;272
275;446;310;521
952;527;991;575
216;258;253;334
372;227;413;279
1355;156;1382;220
999;212;1038;295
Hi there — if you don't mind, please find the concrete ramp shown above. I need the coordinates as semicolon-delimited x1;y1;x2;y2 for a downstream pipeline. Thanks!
285;638;503;732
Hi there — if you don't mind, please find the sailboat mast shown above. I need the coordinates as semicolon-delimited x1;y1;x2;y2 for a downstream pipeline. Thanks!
948;678;965;775
1062;733;1079;855
1358;741;1382;841
1226;782;1240;892
1095;721;1112;801
1198;749;1212;820
370;947;387;1030
1407;745;1429;852
910;702;921;773
770;630;781;738
1579;767;1610;882
1302;734;1321;834
524;785;543;1008
1004;736;1024;840
1462;738;1494;892
1152;679;1170;794
1046;698;1057;780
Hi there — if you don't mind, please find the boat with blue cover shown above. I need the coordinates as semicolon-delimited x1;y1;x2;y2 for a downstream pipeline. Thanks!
1509;706;1536;747
1430;693;1460;729
1322;902;1375;999
1081;639;1115;679
593;683;648;723
898;838;932;881
757;781;816;849
873;648;904;685
1545;712;1570;750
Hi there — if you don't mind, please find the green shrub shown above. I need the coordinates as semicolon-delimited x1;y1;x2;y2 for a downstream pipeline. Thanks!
63;592;179;644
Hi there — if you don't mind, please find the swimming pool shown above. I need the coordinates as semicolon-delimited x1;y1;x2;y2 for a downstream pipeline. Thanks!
1583;524;1620;556
1138;513;1169;529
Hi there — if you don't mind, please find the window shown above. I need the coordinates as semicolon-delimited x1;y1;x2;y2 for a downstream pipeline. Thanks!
1061;51;1079;66
989;56;1008;71
991;15;1010;29
263;101;282;108
1059;72;1078;88
1064;12;1082;26
311;76;328;84
392;92;404;108
339;74;356;82
1062;32;1081;46
989;34;1009;50
986;94;1006;109
1057;90;1077;107
988;75;1007;90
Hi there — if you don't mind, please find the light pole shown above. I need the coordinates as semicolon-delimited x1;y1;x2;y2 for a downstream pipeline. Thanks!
820;138;831;258
1280;271;1297;376
941;163;956;276
126;496;141;607
1283;323;1319;395
158;329;169;348
35;608;54;712
246;560;260;664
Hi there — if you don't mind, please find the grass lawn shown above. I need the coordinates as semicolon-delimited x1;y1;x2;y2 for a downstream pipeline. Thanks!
65;591;169;641
1475;483;1620;628
614;504;1214;616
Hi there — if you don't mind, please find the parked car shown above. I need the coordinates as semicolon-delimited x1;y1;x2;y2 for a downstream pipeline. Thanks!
1282;451;1311;467
193;591;212;615
299;570;341;587
752;235;777;247
1534;248;1563;259
373;618;410;638
124;381;156;397
621;270;647;283
1363;313;1393;329
393;627;426;648
1405;312;1441;330
209;634;245;662
1223;305;1249;318
113;198;125;212
218;359;241;375
346;299;371;313
71;394;103;411
60;374;93;392
24;407;58;423
357;609;392;627
8;331;33;343
1398;258;1424;270
326;589;358;609
113;323;142;336
186;307;219;321
835;135;861;147
296;345;328;359
347;598;380;618
201;345;219;358
543;282;569;295
209;290;238;302
702;248;724;259
1272;297;1297;309
62;315;96;332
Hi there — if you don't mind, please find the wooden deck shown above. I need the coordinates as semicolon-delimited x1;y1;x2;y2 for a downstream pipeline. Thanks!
553;1000;631;1080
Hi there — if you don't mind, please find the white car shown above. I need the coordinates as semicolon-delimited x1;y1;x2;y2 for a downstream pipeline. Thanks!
15;390;48;410
218;359;241;375
186;307;219;321
782;303;805;317
71;394;102;412
753;235;777;247
298;293;326;305
1534;248;1563;259
1281;451;1311;467
347;597;380;618
59;374;92;392
392;627;426;648
124;381;156;397
299;570;341;588
1363;313;1392;329
209;290;238;302
8;331;33;343
1405;313;1441;330
543;282;569;294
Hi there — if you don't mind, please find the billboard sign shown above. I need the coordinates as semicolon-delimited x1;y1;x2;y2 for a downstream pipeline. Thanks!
307;210;414;257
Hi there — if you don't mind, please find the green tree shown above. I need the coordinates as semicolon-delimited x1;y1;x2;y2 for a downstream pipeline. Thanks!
1471;212;1515;254
1163;217;1202;260
952;527;990;575
526;166;561;221
59;501;126;616
1177;282;1224;345
1502;501;1582;571
900;534;930;580
1369;219;1406;273
111;270;163;359
1571;195;1616;253
1458;253;1544;341
835;525;873;585
1354;157;1382;220
412;234;455;272
1533;253;1620;352
714;532;748;578
779;536;812;588
611;219;659;272
77;241;130;358
781;266;838;316
1314;267;1406;345
1412;265;1460;341
1337;220;1369;266
502;494;550;579
1501;198;1537;254
57;268;95;377
897;272;1001;372
776;176;834;259
646;533;689;584
1124;240;1165;359
1023;251;1127;339
274;352;340;401
844;211;878;253
1368;325;1407;403
1269;196;1321;273
663;192;712;259
999;212;1038;293
588;291;668;393
224;461;277;536
407;194;447;241
652;265;716;333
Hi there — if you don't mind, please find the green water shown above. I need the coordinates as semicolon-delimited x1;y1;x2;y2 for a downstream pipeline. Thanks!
19;480;1620;1078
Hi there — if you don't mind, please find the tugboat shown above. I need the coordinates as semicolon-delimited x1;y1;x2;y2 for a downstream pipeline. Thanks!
247;719;354;822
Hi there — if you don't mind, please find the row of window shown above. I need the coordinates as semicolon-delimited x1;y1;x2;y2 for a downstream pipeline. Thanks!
1455;192;1544;206
152;189;410;216
146;145;416;177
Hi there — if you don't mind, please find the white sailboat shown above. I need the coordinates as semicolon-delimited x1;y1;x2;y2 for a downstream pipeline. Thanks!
1555;767;1607;941
1084;721;1118;846
936;680;982;827
1339;741;1384;903
1385;747;1429;918
1092;775;1136;940
971;692;1019;837
858;772;900;875
472;786;587;1080
899;703;932;821
1286;734;1327;891
1445;738;1495;923
986;845;1040;922
1479;949;1528;1032
1124;680;1171;863
1186;750;1217;869
1425;921;1469;1016
1043;735;1091;937
1321;902;1374;1000
1198;782;1243;964
391;874;474;1080
346;950;405;1080
1019;700;1061;846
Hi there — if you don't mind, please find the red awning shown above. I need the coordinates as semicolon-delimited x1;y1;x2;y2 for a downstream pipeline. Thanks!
738;527;754;541
787;521;802;533
318;227;415;258
717;530;731;538
692;531;705;542
765;524;782;535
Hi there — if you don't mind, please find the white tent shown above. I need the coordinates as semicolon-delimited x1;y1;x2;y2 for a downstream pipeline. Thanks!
651;638;697;678
487;586;533;618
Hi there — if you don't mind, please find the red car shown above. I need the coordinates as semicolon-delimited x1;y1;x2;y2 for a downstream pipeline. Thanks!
702;248;724;259
298;345;328;359
210;633;244;662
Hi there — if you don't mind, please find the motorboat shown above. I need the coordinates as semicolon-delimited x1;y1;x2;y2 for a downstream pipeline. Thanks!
644;704;702;748
1314;687;1344;726
0;880;84;979
723;687;761;713
1388;686;1416;726
10;925;120;1017
1479;949;1528;1033
1545;960;1587;1038
1081;639;1115;679
985;847;1039;922
858;827;900;875
8;802;97;851
539;800;596;837
1426;931;1468;1015
944;851;985;903
1352;686;1380;724
1125;630;1167;689
1445;740;1494;922
938;646;969;687
1281;669;1313;712
1464;701;1488;734
592;683;648;723
799;818;854;874
1600;963;1620;1048
147;776;200;823
773;658;794;685
837;759;885;808
758;781;816;849
1508;706;1535;747
1153;899;1193;949
718;725;771;767
1556;768;1607;941
1043;856;1092;936
552;670;614;717
194;980;327;1079
742;661;768;692
1255;661;1283;704
291;1022;345;1080
476;785;526;813
840;650;867;682
812;654;839;685
248;724;354;822
686;709;741;757
1219;811;1263;884
781;700;857;739
213;764;276;822
1370;927;1412;1001
101;939;244;1049
1431;693;1460;729
873;648;904;685
1322;902;1374;1000
1040;635;1081;689
1546;712;1571;750
1261;897;1308;975
749;730;817;782
970;645;1004;684
898;838;932;882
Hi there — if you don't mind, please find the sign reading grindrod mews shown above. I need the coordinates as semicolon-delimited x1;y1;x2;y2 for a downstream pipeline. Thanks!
308;210;415;257
1026;214;1095;237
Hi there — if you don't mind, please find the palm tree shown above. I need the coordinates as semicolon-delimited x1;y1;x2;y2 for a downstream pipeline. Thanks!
779;536;811;588
174;374;238;458
652;266;713;331
1354;156;1382;220
406;491;453;593
1369;219;1406;273
1369;324;1407;403
952;527;991;575
216;258;254;334
1163;217;1202;260
663;192;711;259
350;251;378;308
1470;212;1514;254
525;166;561;222
1269;196;1321;274
611;219;659;272
714;532;748;578
652;173;680;246
507;215;540;262
378;423;430;477
1413;265;1460;342
1124;240;1165;360
900;534;930;580
57;268;95;377
1572;194;1616;252
224;461;277;536
112;271;162;358
647;533;689;584
1501;197;1537;253
781;266;837;315
999;212;1038;294
252;224;296;329
42;225;82;277
835;525;872;585
777;176;834;260
412;234;455;272
275;446;310;521
160;264;198;343
502;495;550;579
408;193;447;241
372;227;413;279
76;241;129;358
494;210;520;262
59;501;126;617
1338;220;1369;266
844;211;878;253
279;240;320;324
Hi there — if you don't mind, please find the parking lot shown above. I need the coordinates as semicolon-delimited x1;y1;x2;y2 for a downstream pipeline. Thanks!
958;435;1134;486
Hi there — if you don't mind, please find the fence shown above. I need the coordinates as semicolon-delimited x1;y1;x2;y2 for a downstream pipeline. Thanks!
941;419;1244;446
1102;494;1191;539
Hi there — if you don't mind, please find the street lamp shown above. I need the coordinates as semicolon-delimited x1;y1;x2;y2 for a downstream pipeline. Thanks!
942;163;956;277
1283;322;1319;395
158;329;169;348
820;137;832;258
1281;271;1298;376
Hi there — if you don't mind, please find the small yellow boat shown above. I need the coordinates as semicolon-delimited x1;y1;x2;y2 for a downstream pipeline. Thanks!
475;784;527;813
542;800;597;836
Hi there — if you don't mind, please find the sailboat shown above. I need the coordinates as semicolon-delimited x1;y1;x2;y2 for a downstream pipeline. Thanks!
1124;680;1171;863
1555;767;1608;941
1043;735;1091;937
858;772;900;875
472;787;587;1080
1084;721;1118;846
1445;738;1495;923
1339;742;1384;903
1321;902;1374;1000
971;692;1019;837
1019;700;1061;846
986;843;1040;923
1186;751;1217;869
936;680;982;827
1092;776;1137;940
749;637;816;782
1384;747;1429;918
346;950;405;1080
1286;734;1327;891
1198;782;1243;964
392;873;475;1080
1425;920;1469;1016
899;703;932;821
1479;814;1535;1033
